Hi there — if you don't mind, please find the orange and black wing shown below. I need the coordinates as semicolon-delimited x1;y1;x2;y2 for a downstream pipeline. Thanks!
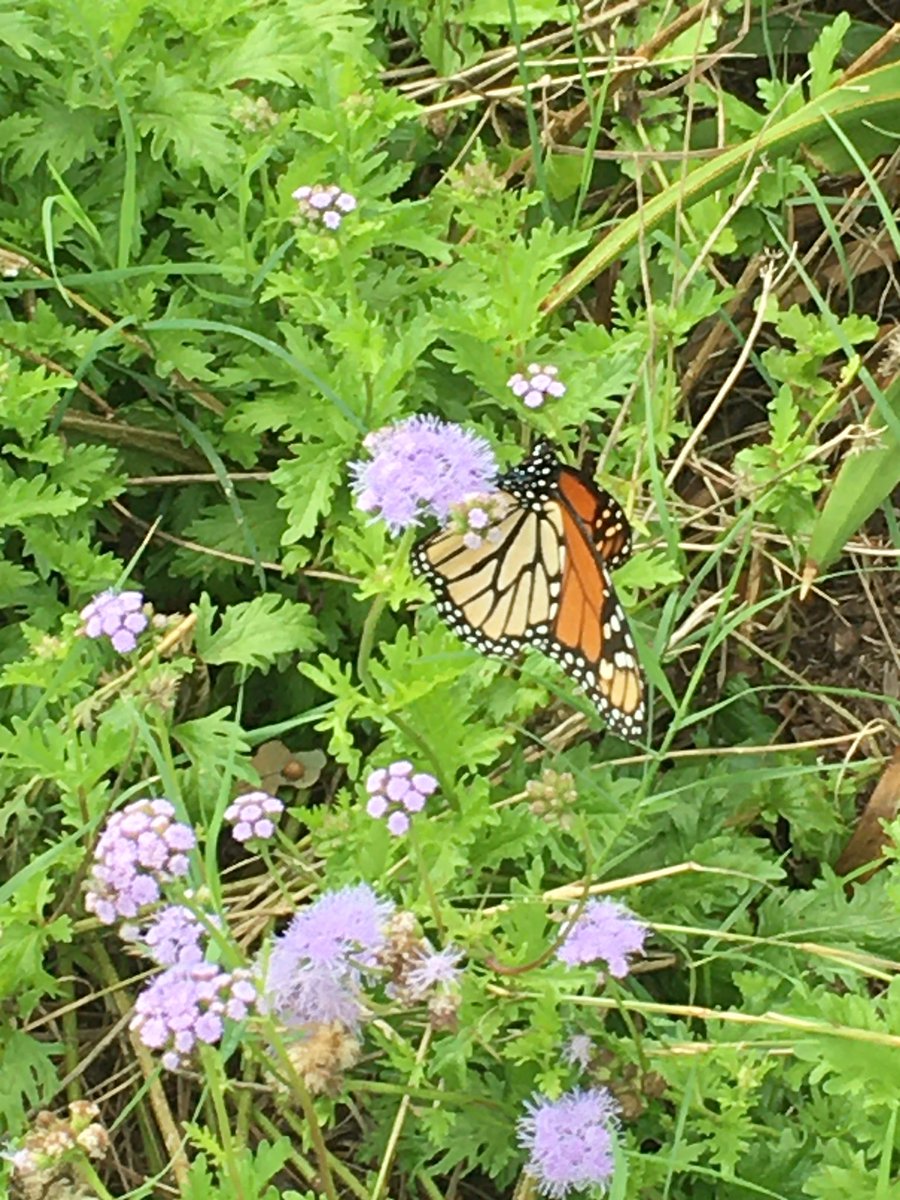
550;465;645;739
411;440;645;740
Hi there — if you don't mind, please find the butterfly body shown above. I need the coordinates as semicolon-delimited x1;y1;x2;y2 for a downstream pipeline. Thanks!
411;441;646;740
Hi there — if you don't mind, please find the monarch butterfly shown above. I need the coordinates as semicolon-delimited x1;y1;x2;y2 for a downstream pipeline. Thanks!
411;440;646;740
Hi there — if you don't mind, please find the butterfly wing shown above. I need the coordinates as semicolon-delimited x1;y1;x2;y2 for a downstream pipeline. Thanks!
559;464;633;567
411;498;563;659
551;468;645;738
412;441;646;740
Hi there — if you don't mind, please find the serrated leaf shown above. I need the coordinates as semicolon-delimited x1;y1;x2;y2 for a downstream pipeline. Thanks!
194;593;321;671
273;443;343;544
207;14;311;86
0;474;83;527
0;1026;61;1130
809;12;851;99
137;65;234;178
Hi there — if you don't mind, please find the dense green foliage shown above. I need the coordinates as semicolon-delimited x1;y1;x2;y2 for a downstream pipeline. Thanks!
1;0;899;1197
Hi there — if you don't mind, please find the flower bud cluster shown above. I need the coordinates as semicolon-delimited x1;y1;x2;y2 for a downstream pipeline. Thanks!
131;962;258;1070
84;798;195;925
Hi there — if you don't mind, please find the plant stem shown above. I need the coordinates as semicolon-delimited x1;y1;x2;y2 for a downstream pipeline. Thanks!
356;532;458;806
407;820;445;936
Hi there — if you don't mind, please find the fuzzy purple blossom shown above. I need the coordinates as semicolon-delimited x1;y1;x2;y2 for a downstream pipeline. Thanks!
224;790;284;843
366;761;438;836
517;1088;618;1198
448;491;514;550
79;589;148;653
293;184;357;230
122;904;209;967
556;898;648;978
349;416;498;535
262;884;393;1031
563;1033;594;1071
406;944;463;999
131;961;258;1070
84;798;196;926
508;363;566;410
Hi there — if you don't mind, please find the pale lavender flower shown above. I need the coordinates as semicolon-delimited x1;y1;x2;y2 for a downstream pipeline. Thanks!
293;183;357;230
366;761;438;836
563;1033;594;1071
448;491;514;550
556;898;648;978
122;904;208;967
224;790;284;843
406;944;463;999
508;363;567;410
262;884;393;1030
517;1088;618;1198
84;798;196;926
79;589;148;653
349;416;497;535
131;962;258;1070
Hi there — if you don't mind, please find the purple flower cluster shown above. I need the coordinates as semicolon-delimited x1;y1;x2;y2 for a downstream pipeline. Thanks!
517;1088;618;1198
349;416;497;535
448;491;513;550
224;790;284;843
508;363;566;410
79;590;148;653
557;898;648;978
366;761;438;836
122;904;210;967
406;944;463;999
84;799;195;926
263;884;393;1030
131;962;258;1070
292;183;357;230
563;1032;594;1071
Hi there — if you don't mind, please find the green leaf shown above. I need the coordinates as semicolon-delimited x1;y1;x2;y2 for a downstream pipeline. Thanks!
272;443;343;545
207;14;311;86
0;474;84;527
0;1026;61;1131
194;593;321;671
808;12;851;99
137;65;234;179
806;377;900;577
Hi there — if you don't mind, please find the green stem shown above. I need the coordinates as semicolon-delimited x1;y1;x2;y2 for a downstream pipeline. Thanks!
256;1019;340;1200
606;979;650;1075
356;533;458;807
407;821;445;937
203;1049;249;1200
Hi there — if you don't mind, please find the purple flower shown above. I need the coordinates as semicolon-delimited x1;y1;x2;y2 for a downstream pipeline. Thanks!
292;183;357;230
84;798;196;926
448;491;514;550
517;1088;618;1198
79;589;148;653
122;904;209;966
508;363;566;410
366;761;437;836
349;416;497;535
131;961;258;1070
224;790;284;843
563;1033;594;1070
406;944;463;999
556;898;648;978
262;884;393;1031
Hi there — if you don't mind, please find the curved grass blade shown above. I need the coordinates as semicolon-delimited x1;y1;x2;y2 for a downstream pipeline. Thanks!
542;61;900;314
802;376;900;594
